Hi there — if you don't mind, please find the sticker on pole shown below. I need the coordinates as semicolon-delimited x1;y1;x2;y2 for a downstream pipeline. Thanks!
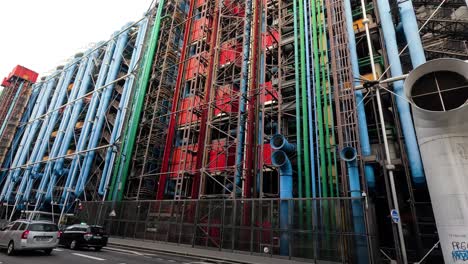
391;209;400;223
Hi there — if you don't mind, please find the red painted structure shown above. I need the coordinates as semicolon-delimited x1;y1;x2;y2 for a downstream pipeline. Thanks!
7;65;39;83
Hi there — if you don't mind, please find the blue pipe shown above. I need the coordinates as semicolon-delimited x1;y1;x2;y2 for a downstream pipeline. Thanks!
340;147;368;263
271;134;296;154
16;59;79;205
74;26;130;198
303;0;317;198
22;55;89;203
45;39;117;203
99;20;148;196
0;84;41;183
234;0;253;193
12;67;72;205
271;150;293;256
270;134;296;256
0;75;58;202
0;81;25;137
376;0;425;185
35;50;97;204
343;0;375;189
398;1;426;67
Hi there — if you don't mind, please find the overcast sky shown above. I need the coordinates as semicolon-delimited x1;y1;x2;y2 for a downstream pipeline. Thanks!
0;0;153;80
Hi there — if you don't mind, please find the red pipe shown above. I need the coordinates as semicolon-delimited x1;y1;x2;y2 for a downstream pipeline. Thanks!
192;1;220;199
157;0;196;200
243;0;260;199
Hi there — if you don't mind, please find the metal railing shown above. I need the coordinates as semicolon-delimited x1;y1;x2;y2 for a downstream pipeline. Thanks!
75;197;373;263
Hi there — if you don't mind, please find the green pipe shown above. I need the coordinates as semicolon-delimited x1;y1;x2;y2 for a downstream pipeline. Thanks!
317;0;334;197
319;0;339;197
293;0;304;233
310;0;327;197
298;0;311;200
108;2;166;201
293;0;303;200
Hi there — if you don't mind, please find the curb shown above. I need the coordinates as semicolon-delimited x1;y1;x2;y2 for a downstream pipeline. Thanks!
107;242;252;264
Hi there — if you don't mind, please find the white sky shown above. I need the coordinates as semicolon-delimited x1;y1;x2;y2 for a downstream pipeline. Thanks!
0;0;153;80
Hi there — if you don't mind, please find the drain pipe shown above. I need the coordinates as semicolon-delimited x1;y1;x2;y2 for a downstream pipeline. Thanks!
397;0;426;67
340;147;368;264
99;19;148;198
234;0;253;195
343;0;375;189
376;0;424;185
271;134;296;256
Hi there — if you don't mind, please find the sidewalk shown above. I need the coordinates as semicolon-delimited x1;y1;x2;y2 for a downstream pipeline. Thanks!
109;237;339;264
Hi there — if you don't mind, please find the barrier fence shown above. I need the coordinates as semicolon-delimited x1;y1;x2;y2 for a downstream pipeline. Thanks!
74;198;373;262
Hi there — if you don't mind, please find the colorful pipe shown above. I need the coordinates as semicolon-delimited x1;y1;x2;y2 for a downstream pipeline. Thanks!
343;0;375;189
110;3;167;201
99;19;148;197
74;25;130;197
234;0;254;193
376;0;425;185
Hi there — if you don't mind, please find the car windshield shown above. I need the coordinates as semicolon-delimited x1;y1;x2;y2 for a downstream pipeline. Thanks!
29;223;58;232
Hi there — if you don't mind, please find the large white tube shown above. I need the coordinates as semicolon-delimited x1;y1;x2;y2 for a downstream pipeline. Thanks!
405;58;468;263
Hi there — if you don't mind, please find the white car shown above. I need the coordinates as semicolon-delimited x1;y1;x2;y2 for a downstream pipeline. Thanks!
0;220;59;255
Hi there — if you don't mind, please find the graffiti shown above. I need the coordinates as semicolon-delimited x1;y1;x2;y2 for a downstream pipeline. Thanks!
453;241;468;261
453;250;468;261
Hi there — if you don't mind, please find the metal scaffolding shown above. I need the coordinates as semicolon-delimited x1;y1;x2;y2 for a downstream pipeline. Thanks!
125;0;187;200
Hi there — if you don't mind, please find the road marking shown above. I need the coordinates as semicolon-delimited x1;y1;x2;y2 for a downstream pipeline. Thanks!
156;258;164;261
72;253;106;261
54;248;64;251
105;246;144;255
168;260;176;263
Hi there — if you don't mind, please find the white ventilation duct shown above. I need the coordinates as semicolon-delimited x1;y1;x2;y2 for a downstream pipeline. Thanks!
405;58;468;263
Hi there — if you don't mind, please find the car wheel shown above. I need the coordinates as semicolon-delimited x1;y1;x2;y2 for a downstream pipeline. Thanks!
70;240;78;250
44;248;53;255
94;247;102;251
7;241;15;256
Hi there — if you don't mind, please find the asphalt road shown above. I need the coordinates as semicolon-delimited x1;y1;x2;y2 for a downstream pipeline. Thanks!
0;246;212;264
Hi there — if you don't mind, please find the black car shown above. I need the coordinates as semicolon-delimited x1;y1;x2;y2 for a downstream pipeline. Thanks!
58;224;107;251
